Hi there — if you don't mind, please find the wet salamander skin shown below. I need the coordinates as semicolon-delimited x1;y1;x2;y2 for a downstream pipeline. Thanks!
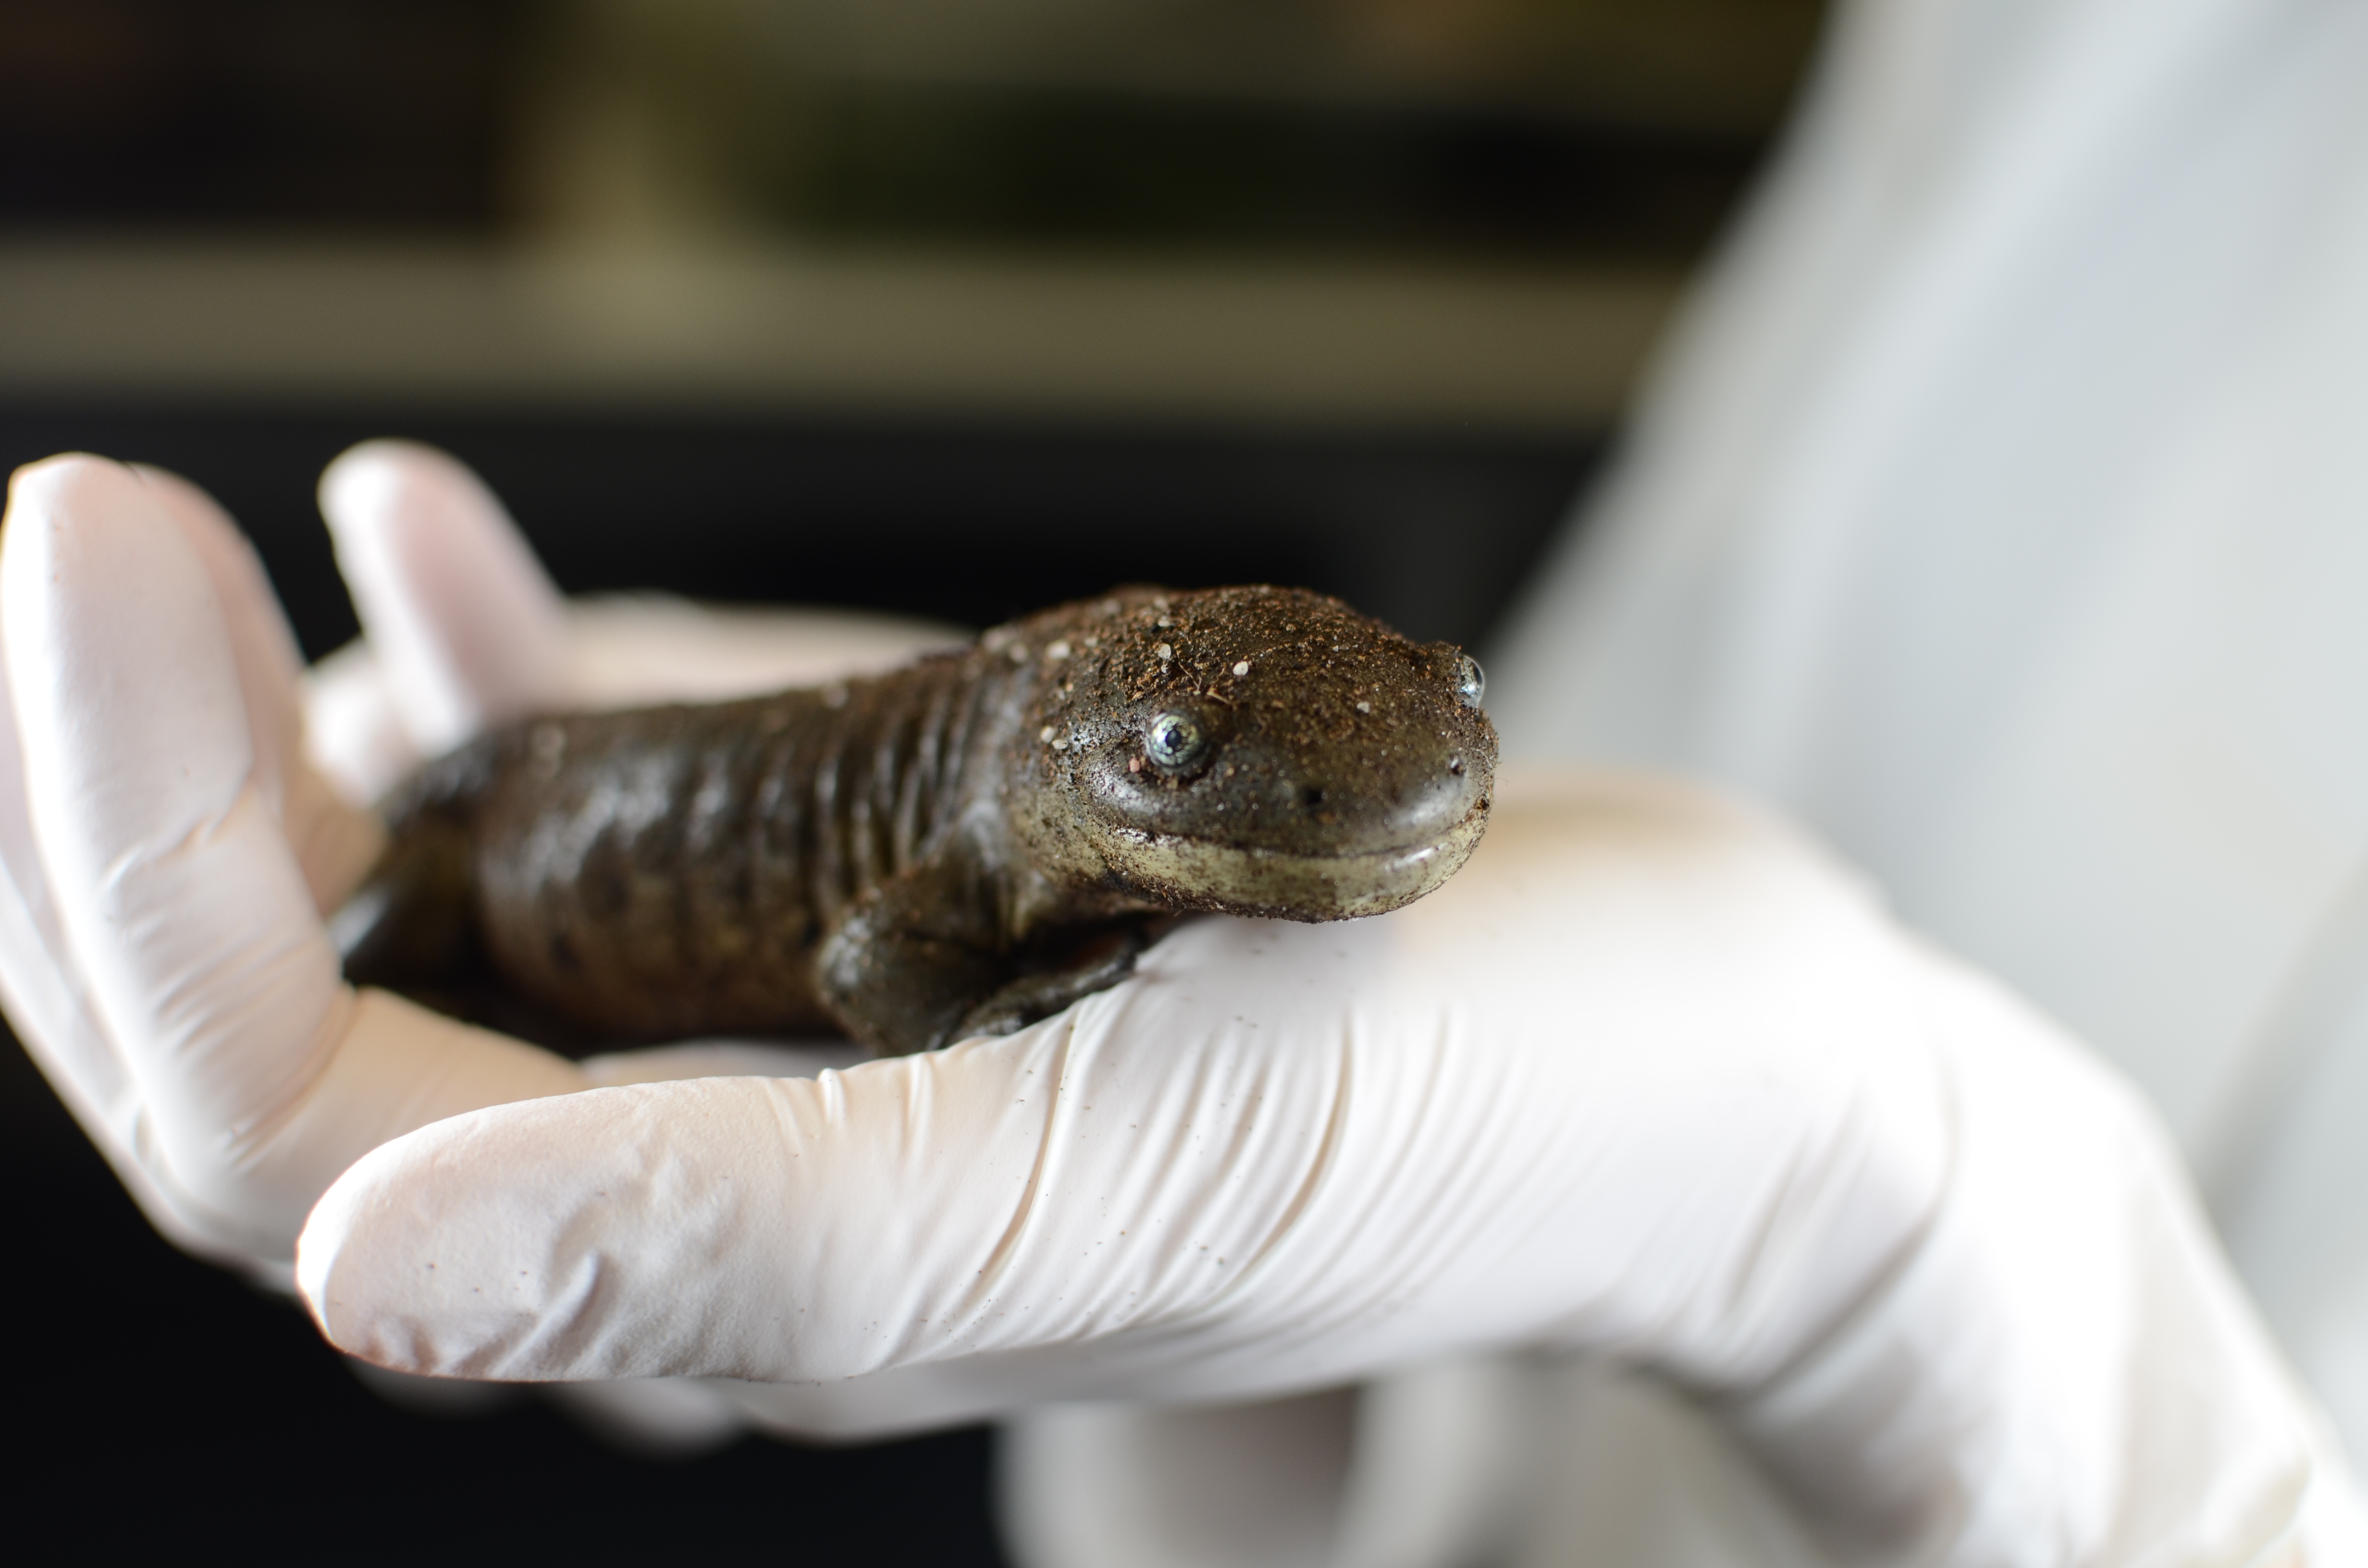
340;586;1497;1056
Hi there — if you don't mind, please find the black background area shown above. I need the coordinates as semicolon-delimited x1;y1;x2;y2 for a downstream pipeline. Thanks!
0;402;1596;659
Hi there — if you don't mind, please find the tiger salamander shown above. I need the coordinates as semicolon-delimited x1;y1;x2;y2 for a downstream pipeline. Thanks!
337;585;1497;1056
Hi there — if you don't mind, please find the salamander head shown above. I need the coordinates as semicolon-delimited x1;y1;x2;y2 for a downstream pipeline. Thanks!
1007;586;1496;919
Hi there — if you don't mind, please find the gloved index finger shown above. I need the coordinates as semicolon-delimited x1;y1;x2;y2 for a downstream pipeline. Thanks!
127;466;307;809
0;458;360;1261
7;455;591;1256
298;784;1953;1418
295;947;1359;1390
130;463;383;911
0;571;166;1227
5;456;360;1227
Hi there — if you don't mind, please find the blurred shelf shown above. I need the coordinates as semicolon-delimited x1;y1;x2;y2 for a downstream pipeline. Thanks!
0;237;1683;432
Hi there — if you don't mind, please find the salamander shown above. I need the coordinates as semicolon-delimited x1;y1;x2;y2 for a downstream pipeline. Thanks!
335;584;1496;1057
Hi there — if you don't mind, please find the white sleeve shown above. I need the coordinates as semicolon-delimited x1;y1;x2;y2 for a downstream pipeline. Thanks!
1487;0;2368;1511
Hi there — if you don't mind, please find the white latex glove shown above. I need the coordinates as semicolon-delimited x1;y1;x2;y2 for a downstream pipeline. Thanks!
296;773;2334;1558
0;442;960;1455
0;445;948;1286
4;446;2343;1561
0;453;563;1274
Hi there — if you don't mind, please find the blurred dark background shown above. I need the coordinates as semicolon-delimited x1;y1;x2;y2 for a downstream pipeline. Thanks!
1;0;1813;254
0;1;1825;1561
3;402;1597;658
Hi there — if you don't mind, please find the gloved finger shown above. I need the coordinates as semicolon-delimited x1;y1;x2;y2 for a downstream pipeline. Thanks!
130;464;383;910
0;457;370;1253
7;453;352;1174
318;439;568;757
4;456;580;1251
302;635;420;808
125;466;306;809
0;460;233;1252
574;1039;870;1088
299;782;1949;1407
0;576;194;1246
1002;1360;1534;1568
1000;1388;1362;1568
537;1377;749;1459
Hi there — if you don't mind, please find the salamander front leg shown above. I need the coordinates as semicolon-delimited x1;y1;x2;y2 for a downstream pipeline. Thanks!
814;853;1152;1056
952;923;1149;1042
813;852;1011;1056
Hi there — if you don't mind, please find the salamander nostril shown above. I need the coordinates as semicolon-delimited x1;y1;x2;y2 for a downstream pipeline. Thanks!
1304;785;1326;807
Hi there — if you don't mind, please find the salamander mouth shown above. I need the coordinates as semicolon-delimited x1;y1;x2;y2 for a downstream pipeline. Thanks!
1088;802;1490;920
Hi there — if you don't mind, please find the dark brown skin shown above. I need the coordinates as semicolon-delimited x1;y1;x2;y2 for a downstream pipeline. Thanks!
338;586;1496;1056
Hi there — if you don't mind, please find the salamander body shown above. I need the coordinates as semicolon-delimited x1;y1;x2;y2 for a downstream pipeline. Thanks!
338;585;1496;1056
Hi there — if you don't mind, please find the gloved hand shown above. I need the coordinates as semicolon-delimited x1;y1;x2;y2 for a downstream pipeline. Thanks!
299;767;2337;1562
3;446;2345;1564
282;484;2341;1564
0;445;944;1279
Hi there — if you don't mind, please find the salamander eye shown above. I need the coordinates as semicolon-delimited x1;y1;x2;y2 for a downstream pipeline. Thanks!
1144;710;1209;771
1455;654;1485;710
